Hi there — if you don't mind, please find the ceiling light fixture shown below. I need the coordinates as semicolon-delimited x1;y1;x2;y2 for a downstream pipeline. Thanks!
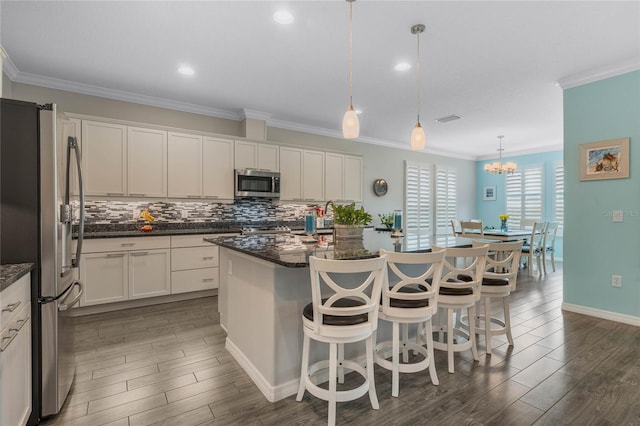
435;114;461;123
410;24;426;151
178;65;195;76
273;10;294;25
484;135;517;174
342;0;359;139
394;62;411;72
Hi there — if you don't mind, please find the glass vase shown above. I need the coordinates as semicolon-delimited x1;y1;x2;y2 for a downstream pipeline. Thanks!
500;219;508;232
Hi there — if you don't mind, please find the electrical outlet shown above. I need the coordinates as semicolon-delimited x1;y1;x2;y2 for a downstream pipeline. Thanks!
133;209;140;219
181;210;188;219
611;275;622;288
612;210;624;222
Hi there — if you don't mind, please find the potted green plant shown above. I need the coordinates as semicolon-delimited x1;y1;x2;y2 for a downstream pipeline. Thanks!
378;212;394;229
331;202;372;241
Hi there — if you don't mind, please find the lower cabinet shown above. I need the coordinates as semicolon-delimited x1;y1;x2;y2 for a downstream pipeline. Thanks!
0;273;32;426
170;235;219;294
79;237;170;307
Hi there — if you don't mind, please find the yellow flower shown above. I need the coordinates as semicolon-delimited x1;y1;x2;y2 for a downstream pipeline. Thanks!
499;214;509;220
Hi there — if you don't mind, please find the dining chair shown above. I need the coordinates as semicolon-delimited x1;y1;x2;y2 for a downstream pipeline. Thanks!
375;249;445;397
431;244;488;373
521;221;546;276
520;218;537;229
296;255;387;426
459;220;484;237
543;222;559;272
450;219;459;236
471;240;523;354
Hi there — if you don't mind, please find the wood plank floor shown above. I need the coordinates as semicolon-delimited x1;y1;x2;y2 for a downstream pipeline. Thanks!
41;263;640;425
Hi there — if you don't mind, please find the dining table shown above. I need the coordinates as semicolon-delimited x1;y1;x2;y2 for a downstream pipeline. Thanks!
457;228;533;241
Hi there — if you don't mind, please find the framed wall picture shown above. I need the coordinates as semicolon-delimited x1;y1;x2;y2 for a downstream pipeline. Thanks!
483;185;496;201
579;137;630;181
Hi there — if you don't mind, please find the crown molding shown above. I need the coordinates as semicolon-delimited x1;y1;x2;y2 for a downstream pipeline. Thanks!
240;108;272;121
476;142;563;161
557;58;640;89
7;69;242;120
1;52;19;80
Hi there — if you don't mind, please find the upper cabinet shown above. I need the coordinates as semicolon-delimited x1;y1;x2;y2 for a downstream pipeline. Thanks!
127;126;167;197
234;141;279;171
168;132;235;200
280;147;325;202
168;132;202;198
203;137;234;199
82;120;168;198
82;120;127;196
324;153;363;203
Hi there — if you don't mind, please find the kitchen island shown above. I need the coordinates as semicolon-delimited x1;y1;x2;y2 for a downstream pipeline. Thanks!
206;230;476;402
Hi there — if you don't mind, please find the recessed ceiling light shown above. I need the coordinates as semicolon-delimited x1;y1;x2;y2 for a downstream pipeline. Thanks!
273;10;294;25
394;62;412;72
178;65;195;76
435;114;462;123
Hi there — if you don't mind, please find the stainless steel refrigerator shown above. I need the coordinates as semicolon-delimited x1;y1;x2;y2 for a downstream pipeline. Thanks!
0;98;85;424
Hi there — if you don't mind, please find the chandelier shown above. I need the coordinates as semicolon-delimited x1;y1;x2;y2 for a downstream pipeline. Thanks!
484;135;517;174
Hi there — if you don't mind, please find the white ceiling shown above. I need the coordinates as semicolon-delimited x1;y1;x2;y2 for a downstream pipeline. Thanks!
1;1;639;159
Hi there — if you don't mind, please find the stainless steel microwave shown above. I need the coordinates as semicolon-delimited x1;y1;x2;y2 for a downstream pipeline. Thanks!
234;169;280;198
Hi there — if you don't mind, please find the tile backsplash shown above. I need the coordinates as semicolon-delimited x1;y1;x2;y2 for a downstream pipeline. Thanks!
75;199;329;227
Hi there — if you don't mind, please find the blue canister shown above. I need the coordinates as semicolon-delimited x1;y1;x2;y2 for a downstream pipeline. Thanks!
393;210;402;230
305;215;316;234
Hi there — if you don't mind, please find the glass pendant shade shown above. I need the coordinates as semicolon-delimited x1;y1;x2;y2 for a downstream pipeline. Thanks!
342;106;359;139
410;122;425;150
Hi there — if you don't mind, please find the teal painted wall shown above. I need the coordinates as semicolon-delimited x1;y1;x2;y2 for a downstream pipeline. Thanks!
564;70;640;318
476;150;564;258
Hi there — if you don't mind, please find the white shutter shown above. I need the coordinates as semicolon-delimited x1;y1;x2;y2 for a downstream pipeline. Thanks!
505;171;522;228
435;167;457;233
554;164;564;230
523;166;543;220
404;161;431;233
505;164;544;228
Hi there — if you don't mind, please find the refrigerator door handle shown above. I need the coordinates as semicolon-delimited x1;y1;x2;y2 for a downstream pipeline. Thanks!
68;136;85;268
58;281;83;311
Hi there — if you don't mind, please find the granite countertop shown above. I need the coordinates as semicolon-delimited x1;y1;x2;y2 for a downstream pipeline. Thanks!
0;263;34;292
205;231;476;268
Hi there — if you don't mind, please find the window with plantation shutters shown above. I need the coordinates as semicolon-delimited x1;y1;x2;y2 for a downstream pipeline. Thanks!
404;161;431;234
505;165;544;228
553;163;564;231
435;167;457;233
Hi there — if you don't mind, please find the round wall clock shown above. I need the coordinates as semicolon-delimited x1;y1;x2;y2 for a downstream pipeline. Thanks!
373;179;388;196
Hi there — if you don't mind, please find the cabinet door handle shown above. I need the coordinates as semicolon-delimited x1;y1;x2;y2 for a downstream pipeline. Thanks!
2;301;21;312
120;243;135;247
202;256;214;260
106;192;124;196
106;253;126;258
202;278;214;282
130;251;149;256
0;330;18;352
129;193;147;197
187;195;201;198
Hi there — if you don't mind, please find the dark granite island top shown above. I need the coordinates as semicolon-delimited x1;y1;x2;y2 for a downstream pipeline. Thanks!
0;263;34;292
205;230;477;267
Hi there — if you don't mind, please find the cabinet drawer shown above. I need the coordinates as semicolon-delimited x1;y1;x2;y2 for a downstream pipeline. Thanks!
171;268;218;294
1;273;30;331
82;236;170;253
170;234;219;248
171;246;219;271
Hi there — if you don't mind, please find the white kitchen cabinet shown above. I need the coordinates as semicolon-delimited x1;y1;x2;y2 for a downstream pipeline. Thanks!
280;147;324;202
82;120;127;196
303;150;325;202
323;153;363;203
203;137;235;199
129;249;171;299
279;147;303;201
0;273;32;426
170;234;219;294
79;252;128;306
234;140;279;171
127;126;167;198
325;152;344;201
79;237;170;306
168;132;203;198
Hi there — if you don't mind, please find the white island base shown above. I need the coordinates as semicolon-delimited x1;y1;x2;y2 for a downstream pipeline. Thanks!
219;247;387;402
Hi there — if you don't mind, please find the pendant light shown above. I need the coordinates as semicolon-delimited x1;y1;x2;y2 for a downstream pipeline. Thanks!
410;24;426;150
484;135;517;174
342;0;359;139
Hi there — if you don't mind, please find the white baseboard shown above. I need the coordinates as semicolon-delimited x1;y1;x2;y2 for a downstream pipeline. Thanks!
70;289;217;316
562;303;640;327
